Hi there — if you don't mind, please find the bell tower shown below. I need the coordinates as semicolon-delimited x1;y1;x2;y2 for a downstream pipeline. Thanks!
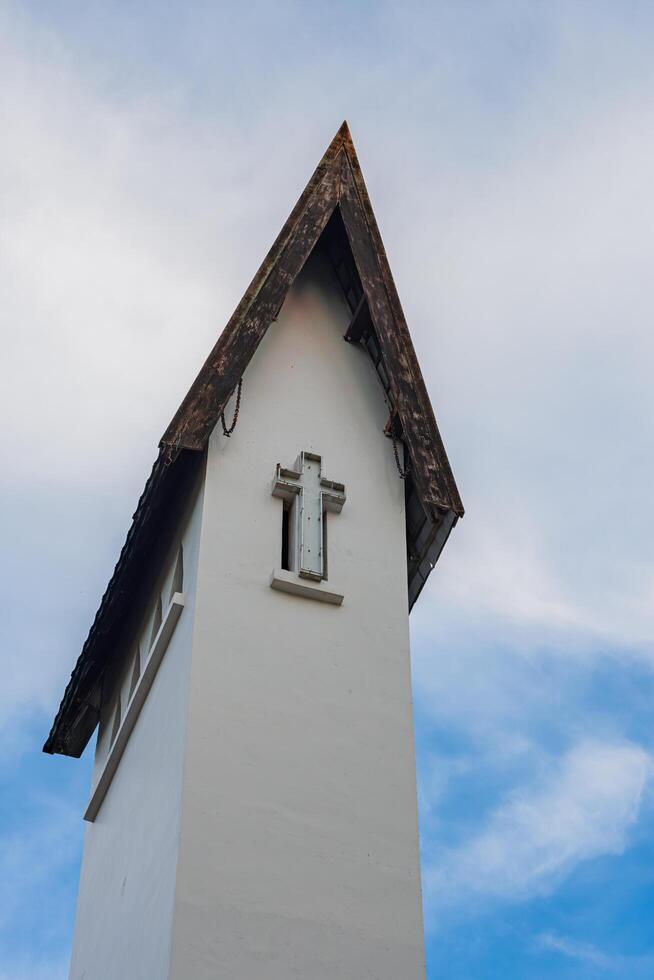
45;122;463;980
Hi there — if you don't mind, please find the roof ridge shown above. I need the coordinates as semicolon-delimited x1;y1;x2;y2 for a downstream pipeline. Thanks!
159;121;461;521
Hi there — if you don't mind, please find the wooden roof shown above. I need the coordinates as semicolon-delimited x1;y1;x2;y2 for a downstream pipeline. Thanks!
44;122;463;757
163;121;462;515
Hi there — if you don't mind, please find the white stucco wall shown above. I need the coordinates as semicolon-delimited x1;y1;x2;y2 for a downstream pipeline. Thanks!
168;250;426;979
68;475;205;980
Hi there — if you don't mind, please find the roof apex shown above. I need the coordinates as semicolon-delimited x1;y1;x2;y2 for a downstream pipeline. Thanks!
159;124;462;518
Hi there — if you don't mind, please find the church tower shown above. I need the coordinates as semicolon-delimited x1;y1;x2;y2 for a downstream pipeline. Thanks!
45;122;463;980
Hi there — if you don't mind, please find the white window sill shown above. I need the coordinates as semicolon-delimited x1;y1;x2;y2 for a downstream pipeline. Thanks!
84;592;185;823
270;568;344;606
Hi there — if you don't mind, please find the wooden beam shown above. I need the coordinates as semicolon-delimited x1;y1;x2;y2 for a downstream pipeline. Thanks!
343;294;372;344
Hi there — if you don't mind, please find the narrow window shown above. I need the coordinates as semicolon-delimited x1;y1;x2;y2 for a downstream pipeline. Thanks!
150;595;163;649
321;508;328;581
169;545;184;600
128;645;141;700
110;694;121;746
281;503;291;570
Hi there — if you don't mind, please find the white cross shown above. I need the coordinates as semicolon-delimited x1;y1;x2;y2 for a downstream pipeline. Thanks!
272;451;346;581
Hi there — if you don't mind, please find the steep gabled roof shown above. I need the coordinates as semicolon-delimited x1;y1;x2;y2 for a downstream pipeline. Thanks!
44;122;463;758
163;122;462;516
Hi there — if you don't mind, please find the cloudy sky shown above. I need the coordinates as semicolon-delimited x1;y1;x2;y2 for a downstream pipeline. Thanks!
2;1;653;977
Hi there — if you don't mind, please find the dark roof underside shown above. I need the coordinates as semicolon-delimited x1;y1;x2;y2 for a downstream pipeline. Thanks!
44;122;463;757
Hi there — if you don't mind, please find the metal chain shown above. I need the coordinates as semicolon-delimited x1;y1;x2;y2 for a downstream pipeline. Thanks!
163;431;182;467
220;378;243;437
388;409;409;479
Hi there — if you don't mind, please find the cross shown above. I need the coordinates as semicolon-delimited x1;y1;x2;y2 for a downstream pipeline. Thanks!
272;451;346;581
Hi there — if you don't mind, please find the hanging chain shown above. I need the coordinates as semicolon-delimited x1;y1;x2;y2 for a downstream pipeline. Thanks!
388;409;409;479
163;430;183;467
220;378;243;437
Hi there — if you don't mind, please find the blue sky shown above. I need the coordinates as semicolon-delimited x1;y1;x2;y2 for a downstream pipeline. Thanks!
1;2;653;977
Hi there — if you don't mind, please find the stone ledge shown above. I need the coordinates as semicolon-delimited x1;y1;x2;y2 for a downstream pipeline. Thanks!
270;568;344;606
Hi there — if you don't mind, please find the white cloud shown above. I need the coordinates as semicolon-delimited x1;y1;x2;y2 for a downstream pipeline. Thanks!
410;92;654;653
419;499;654;655
0;787;81;979
534;931;654;977
535;932;618;972
0;13;222;486
0;957;68;980
0;792;79;931
426;740;652;910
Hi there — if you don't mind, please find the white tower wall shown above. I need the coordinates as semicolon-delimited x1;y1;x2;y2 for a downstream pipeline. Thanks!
69;248;426;980
168;250;425;979
68;480;205;980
